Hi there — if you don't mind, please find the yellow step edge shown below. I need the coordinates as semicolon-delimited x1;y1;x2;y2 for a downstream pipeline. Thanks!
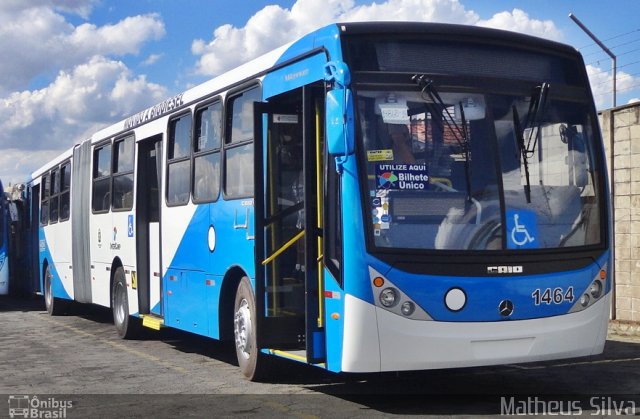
266;350;327;368
141;315;164;331
268;349;308;362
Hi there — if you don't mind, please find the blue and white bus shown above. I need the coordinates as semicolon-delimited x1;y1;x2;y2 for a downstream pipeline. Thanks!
29;22;611;380
0;179;9;295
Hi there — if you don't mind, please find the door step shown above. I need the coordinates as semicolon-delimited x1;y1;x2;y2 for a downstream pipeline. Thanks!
140;314;164;330
267;349;307;362
265;349;327;368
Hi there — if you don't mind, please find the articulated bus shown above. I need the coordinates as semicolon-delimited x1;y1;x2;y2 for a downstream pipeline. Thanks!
0;179;8;295
30;22;611;380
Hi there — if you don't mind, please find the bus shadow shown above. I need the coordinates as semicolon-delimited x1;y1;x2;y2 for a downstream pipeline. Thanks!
5;294;639;416
130;321;640;415
302;339;640;415
0;295;45;312
154;327;239;366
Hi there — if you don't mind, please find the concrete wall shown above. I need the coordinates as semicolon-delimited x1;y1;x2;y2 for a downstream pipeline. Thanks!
600;103;640;322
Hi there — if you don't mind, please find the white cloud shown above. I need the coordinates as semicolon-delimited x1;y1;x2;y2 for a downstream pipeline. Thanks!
142;53;164;67
586;65;640;109
192;0;560;77
344;0;478;25
0;149;62;186
0;0;99;19
1;56;167;181
477;9;561;40
0;3;167;184
69;14;165;56
0;5;165;95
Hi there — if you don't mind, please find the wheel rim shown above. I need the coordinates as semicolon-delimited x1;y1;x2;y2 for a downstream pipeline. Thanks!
114;282;126;326
45;269;52;309
234;298;253;360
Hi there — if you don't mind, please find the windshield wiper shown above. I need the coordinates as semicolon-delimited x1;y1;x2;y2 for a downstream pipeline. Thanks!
512;105;532;203
412;74;472;202
513;83;550;203
524;82;550;158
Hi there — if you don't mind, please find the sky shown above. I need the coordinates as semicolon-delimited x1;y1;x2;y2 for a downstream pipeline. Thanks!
1;0;639;185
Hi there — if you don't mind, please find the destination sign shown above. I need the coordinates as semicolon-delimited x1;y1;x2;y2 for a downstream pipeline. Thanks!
123;93;185;130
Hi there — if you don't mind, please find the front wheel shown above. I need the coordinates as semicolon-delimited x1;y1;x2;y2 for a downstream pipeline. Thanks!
111;267;141;339
234;276;271;381
44;265;67;315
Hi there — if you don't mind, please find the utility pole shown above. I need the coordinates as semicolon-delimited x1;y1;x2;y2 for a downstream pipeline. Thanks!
569;13;617;108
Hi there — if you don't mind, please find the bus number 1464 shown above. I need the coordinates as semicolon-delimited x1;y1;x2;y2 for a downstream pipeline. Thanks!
531;287;575;306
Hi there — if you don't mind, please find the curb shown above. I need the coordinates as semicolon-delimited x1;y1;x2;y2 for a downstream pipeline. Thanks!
608;320;640;338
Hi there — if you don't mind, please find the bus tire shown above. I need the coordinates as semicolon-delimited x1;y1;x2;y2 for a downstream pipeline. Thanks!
44;264;67;315
234;276;270;381
111;267;141;339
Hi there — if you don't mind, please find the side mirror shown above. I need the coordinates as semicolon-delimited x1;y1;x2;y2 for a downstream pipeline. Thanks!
324;61;355;169
326;88;354;156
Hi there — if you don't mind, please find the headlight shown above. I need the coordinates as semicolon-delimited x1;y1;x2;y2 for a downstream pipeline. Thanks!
580;293;590;307
368;266;433;320
589;280;603;299
401;301;415;316
379;288;398;308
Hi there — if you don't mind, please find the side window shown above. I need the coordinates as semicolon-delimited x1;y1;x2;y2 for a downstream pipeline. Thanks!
167;113;192;205
193;101;222;203
41;174;50;225
113;136;134;210
92;143;112;212
225;87;259;198
49;168;60;223
60;162;71;221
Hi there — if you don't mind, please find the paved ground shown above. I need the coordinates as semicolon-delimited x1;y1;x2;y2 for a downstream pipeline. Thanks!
1;295;640;418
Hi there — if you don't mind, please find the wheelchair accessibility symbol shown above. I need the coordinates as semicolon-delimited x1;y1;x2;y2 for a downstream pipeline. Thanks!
127;215;134;238
506;210;538;249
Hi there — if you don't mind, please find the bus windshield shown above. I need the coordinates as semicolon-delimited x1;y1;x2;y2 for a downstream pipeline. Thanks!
357;86;602;251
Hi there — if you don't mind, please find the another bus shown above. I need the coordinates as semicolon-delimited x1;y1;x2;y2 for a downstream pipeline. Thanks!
29;22;611;380
0;179;8;295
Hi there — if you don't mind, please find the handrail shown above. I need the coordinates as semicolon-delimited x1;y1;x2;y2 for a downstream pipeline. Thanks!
261;230;305;266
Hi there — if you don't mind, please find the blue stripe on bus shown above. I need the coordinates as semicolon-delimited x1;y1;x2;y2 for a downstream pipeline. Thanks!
163;201;256;337
39;233;72;301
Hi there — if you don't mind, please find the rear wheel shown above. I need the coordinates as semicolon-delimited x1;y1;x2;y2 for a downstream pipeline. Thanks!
112;267;141;339
234;276;271;381
44;265;67;315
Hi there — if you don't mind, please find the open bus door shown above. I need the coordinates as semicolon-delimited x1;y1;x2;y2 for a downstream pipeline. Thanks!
253;85;326;365
136;136;163;321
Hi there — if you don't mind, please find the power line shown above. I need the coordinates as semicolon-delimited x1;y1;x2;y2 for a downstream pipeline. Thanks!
593;81;640;98
585;40;640;66
587;59;640;78
583;35;640;57
591;68;640;87
578;28;640;50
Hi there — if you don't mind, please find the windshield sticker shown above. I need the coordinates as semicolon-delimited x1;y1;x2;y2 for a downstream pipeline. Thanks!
372;192;390;232
367;149;394;161
506;209;538;249
375;163;429;190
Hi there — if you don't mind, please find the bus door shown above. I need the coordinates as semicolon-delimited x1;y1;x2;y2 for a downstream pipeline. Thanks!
254;85;326;363
136;136;162;317
29;184;41;294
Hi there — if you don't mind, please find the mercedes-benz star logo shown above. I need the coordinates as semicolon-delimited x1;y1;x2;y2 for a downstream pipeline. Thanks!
499;299;514;317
